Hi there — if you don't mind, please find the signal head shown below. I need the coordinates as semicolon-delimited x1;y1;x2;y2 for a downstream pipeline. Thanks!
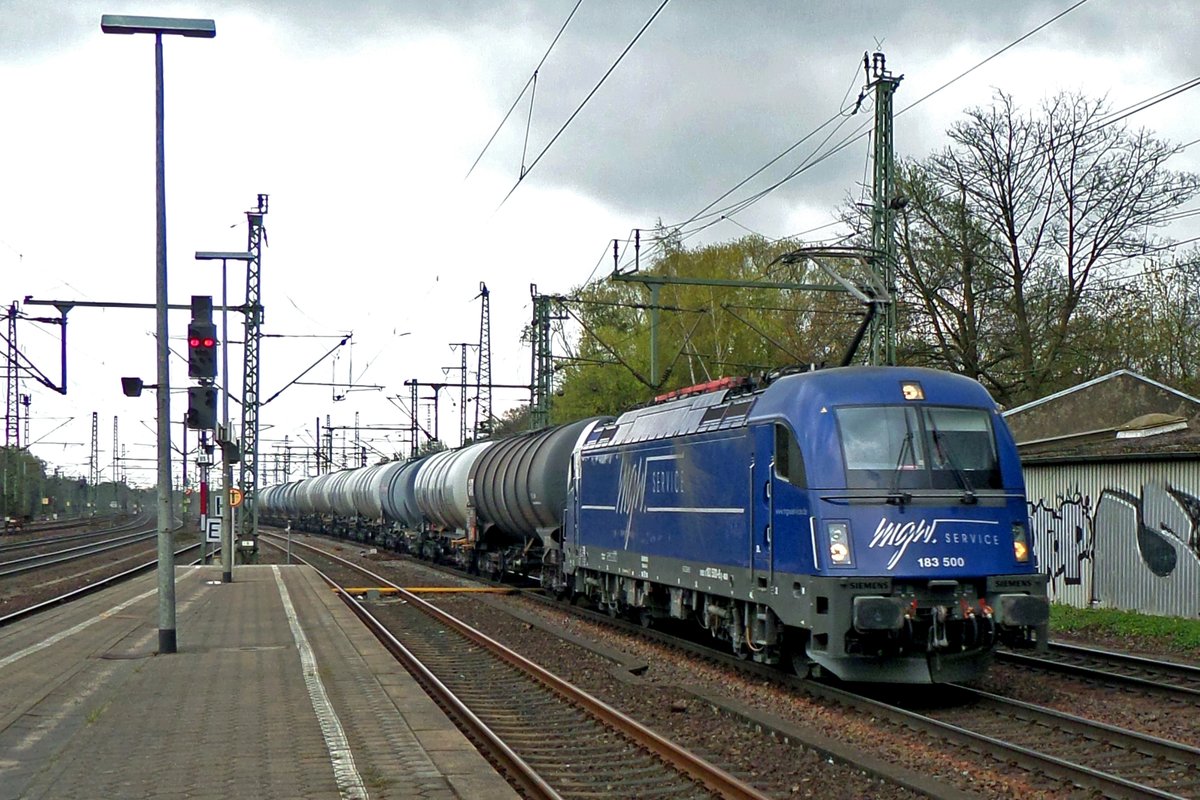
187;322;218;379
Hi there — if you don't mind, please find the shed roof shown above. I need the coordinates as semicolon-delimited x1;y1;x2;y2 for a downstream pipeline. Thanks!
1003;370;1200;462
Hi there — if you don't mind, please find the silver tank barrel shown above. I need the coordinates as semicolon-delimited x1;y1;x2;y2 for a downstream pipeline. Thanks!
380;457;427;527
471;418;609;544
414;442;493;531
347;462;390;521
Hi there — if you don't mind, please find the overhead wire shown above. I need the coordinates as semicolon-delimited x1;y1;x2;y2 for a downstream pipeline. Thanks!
871;73;1200;242
586;0;1103;288
465;0;584;179
651;0;1097;254
1089;75;1200;132
669;57;867;238
498;0;672;209
573;0;1186;380
895;0;1093;121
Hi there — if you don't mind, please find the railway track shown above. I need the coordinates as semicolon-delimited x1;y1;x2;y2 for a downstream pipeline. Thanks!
901;683;1200;799
528;581;1200;799
271;532;1200;798
0;541;204;627
997;640;1200;699
0;515;149;558
261;533;769;800
0;529;157;578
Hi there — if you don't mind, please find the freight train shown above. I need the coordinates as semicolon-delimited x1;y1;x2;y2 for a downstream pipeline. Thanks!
259;365;1049;683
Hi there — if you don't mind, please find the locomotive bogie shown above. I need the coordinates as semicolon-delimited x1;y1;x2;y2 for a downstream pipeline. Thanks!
568;564;786;664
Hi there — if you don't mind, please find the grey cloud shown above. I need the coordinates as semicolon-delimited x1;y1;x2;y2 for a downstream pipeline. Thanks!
7;0;1197;235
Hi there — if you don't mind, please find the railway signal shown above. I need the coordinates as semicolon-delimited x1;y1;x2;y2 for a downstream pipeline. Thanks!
188;295;217;378
186;385;217;430
187;321;217;378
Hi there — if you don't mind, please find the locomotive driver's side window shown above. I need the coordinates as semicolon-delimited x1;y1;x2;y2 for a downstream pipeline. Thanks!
837;406;926;489
774;423;806;487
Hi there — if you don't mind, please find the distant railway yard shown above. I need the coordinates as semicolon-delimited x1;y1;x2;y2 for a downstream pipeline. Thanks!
0;515;202;622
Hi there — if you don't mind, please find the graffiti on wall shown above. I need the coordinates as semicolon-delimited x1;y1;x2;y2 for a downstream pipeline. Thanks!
1029;481;1200;617
1029;492;1093;591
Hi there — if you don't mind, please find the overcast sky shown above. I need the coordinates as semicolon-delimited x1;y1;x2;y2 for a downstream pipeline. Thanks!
3;0;1197;489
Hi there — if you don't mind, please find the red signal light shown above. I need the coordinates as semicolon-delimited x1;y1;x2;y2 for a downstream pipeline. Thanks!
189;337;201;347
202;337;215;347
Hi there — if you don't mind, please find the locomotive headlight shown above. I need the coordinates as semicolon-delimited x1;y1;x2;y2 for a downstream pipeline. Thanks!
826;521;853;566
1012;522;1030;563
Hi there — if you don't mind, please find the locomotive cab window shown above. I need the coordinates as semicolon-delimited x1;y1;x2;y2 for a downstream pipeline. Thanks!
924;406;1002;490
773;423;806;487
835;405;1001;491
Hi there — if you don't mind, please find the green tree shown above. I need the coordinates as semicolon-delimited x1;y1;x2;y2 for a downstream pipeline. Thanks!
489;405;532;438
415;438;447;457
552;231;863;421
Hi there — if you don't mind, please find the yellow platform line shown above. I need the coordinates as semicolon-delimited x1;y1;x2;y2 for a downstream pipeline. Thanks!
336;586;520;595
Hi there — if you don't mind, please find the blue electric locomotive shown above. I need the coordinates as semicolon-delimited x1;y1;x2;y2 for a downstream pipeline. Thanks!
561;366;1048;683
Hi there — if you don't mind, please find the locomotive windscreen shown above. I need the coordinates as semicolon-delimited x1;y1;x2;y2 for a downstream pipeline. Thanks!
836;405;1002;491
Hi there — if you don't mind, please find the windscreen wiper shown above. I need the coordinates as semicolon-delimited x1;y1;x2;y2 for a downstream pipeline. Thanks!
888;431;915;506
931;429;977;505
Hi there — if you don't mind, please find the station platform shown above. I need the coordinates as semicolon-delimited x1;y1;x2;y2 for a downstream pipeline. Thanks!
0;564;520;800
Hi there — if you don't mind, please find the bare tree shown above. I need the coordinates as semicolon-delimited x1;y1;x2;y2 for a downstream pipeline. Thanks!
896;91;1198;405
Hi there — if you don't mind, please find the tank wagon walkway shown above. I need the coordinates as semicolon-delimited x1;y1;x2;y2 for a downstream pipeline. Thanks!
0;565;519;800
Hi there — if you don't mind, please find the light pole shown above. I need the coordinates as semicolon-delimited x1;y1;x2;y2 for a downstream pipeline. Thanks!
196;251;253;583
102;14;216;655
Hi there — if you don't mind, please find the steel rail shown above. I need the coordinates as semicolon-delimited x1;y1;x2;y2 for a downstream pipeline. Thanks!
0;530;158;577
0;515;150;554
0;542;204;627
1048;640;1200;674
0;516;150;556
487;568;1198;800
831;685;1195;800
305;563;564;800
267;528;1199;799
997;645;1200;699
263;533;771;800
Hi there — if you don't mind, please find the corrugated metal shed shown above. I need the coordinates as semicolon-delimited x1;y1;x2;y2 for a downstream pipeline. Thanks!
1007;371;1200;618
1024;459;1200;617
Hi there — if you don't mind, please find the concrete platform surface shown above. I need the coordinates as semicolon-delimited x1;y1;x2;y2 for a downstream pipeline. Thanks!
0;564;520;800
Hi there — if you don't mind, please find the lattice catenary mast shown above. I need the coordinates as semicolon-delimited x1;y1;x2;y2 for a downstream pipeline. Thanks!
239;194;268;542
475;282;492;439
89;411;98;513
4;303;19;449
112;416;119;506
865;51;902;366
529;285;564;431
447;343;471;447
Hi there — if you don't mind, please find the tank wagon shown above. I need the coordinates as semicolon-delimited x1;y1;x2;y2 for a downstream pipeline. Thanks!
468;417;606;573
258;366;1048;683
